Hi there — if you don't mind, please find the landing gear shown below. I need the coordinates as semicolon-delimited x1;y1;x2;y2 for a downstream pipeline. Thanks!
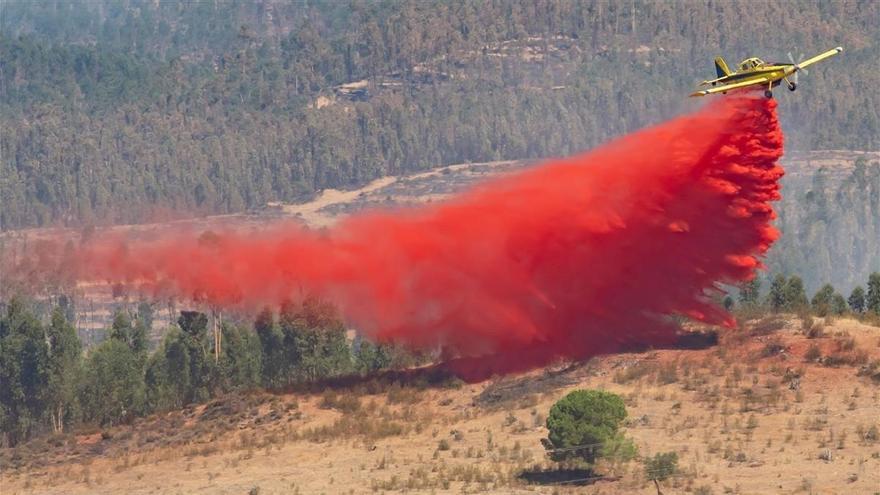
764;89;773;98
788;82;797;91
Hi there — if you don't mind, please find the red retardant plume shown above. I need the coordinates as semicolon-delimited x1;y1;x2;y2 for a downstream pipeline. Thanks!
38;96;786;379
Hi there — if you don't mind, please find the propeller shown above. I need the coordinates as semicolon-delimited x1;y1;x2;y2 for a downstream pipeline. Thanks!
787;52;809;84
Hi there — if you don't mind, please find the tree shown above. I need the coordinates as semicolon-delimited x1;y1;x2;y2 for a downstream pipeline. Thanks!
830;293;847;315
848;286;866;313
143;312;219;410
218;322;262;391
0;299;50;445
109;309;148;357
768;274;787;312
785;276;808;311
130;316;149;356
544;390;629;467
867;272;880;315
136;301;154;335
279;297;352;383
811;284;835;317
254;308;284;388
644;451;678;495
159;329;191;409
143;347;174;413
600;430;638;474
80;339;145;426
278;301;304;384
354;336;393;374
45;308;82;433
175;311;217;403
109;310;132;343
738;278;761;306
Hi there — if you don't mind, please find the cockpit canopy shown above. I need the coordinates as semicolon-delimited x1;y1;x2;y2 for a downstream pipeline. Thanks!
738;57;765;71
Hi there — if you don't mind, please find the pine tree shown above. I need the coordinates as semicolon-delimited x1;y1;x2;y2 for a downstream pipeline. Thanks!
810;284;835;317
848;286;866;313
545;389;631;466
867;273;880;315
768;274;787;312
830;293;847;315
785;276;809;311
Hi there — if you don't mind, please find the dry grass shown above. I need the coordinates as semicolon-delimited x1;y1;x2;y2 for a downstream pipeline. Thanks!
2;316;879;494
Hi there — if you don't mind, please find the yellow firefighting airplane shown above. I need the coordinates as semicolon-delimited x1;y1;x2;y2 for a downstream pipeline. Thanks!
690;47;843;98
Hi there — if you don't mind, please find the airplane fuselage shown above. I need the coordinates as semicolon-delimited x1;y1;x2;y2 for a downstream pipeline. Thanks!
691;47;841;97
705;64;795;88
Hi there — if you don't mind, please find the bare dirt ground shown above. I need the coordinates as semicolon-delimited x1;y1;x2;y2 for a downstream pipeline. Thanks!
277;160;525;227
2;316;878;494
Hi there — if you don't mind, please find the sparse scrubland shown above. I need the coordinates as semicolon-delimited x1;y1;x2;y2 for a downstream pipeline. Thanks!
2;305;879;494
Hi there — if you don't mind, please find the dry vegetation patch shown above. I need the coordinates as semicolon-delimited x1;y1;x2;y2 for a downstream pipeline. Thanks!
2;316;879;494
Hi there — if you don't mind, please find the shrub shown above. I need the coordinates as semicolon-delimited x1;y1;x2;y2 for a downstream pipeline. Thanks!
835;336;856;352
318;391;361;413
318;391;337;409
805;320;825;339
544;389;629;466
613;361;657;384
386;383;420;404
746;415;759;429
865;425;879;443
337;396;361;413
644;451;678;495
752;316;786;335
805;344;822;362
656;363;679;384
761;340;786;357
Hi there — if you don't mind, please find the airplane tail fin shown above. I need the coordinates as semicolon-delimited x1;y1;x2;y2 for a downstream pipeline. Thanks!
714;57;731;77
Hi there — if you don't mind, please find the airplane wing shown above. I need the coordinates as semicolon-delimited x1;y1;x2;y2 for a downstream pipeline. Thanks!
690;77;769;97
699;75;729;86
796;47;843;70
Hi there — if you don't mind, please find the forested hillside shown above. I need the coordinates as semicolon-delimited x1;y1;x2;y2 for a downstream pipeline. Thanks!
2;0;878;229
768;155;880;295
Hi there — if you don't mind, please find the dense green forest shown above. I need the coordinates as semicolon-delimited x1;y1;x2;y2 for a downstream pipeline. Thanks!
2;0;878;229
